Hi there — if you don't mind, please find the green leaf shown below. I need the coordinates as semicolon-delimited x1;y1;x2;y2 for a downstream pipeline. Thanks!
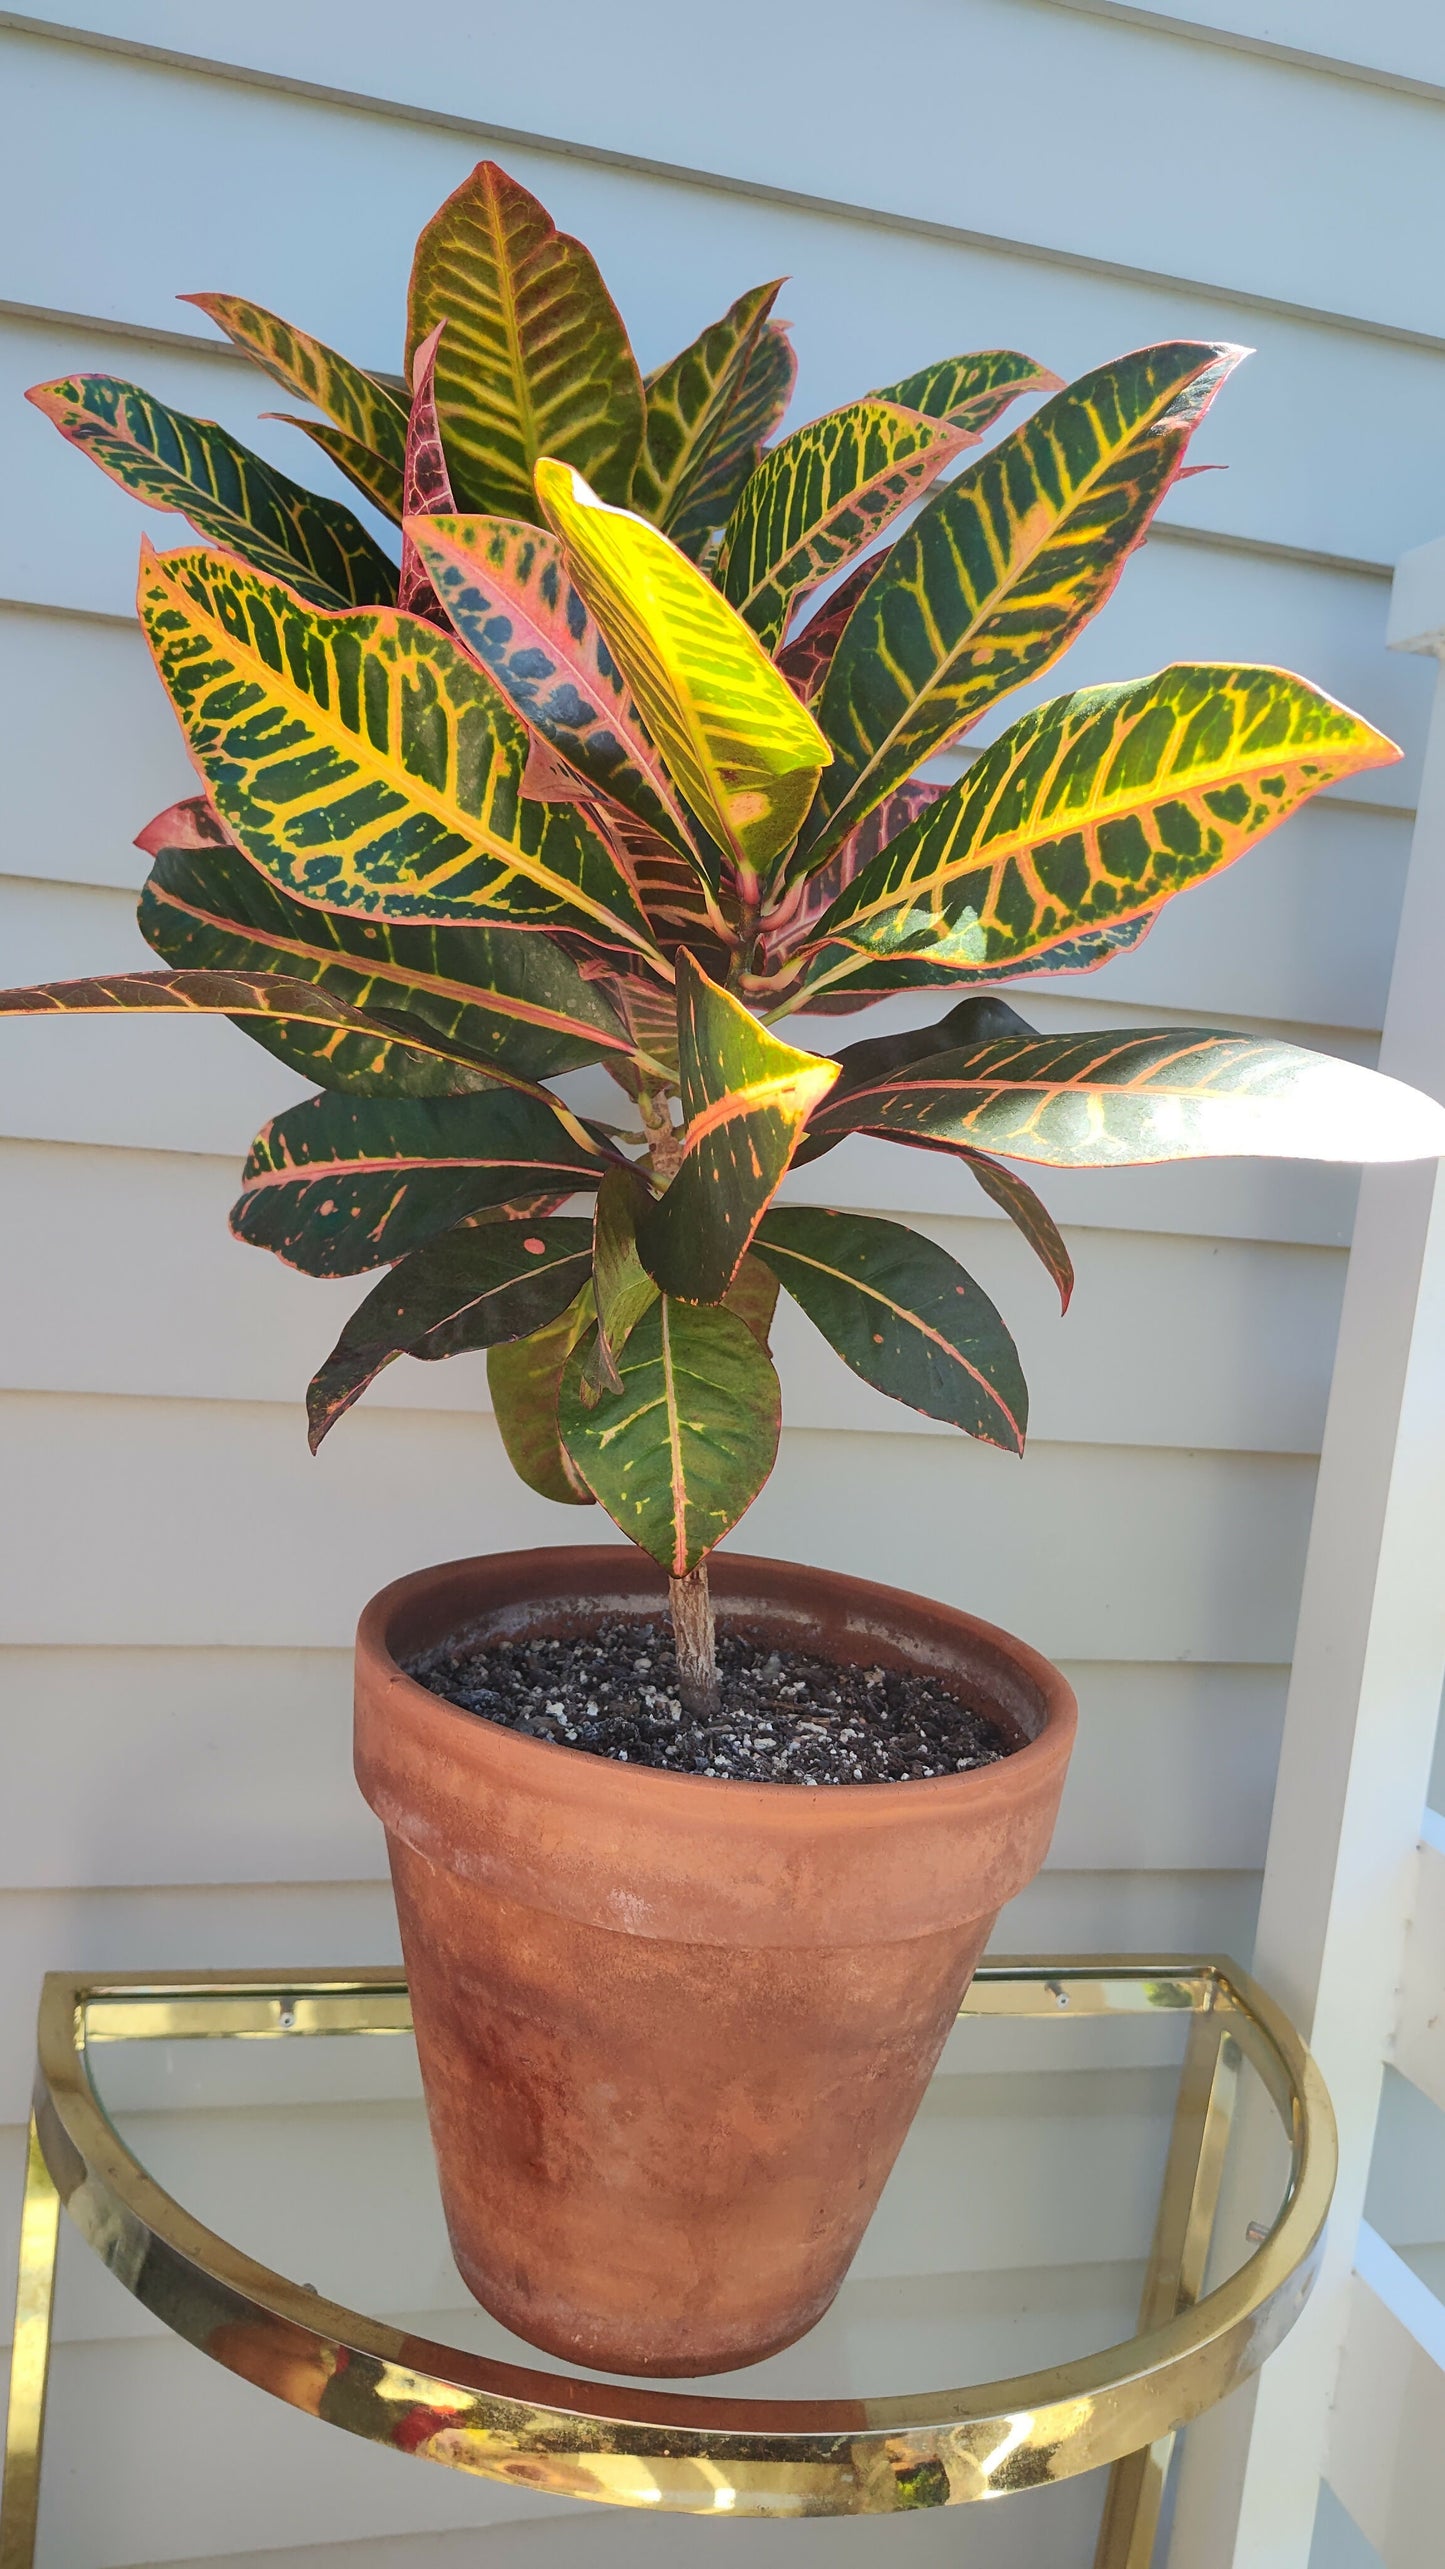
28;376;398;609
137;543;666;968
535;459;831;892
799;340;1245;868
718;399;961;653
266;416;404;524
307;1215;595;1446
669;322;797;564
755;1206;1027;1451
585;1166;660;1394
488;1291;597;1506
800;1025;1445;1169
408;513;705;872
632;281;783;530
868;350;1061;438
724;1251;780;1348
231;1087;616;1277
637;951;839;1301
406;159;644;518
136;798;640;1089
558;1295;780;1573
796;665;1401;1003
182;292;408;469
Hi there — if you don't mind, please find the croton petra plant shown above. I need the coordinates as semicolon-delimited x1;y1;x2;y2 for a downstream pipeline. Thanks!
10;160;1441;1714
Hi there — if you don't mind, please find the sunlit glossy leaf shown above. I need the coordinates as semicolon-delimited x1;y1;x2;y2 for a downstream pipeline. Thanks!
558;1295;780;1572
796;665;1400;1004
719;400;961;652
535;459;830;890
802;1025;1445;1168
138;544;665;966
232;1087;617;1277
632;281;783;530
28;375;397;608
755;1206;1027;1450
308;1215;594;1445
488;1289;597;1505
799;341;1244;869
637;952;838;1301
406;159;643;517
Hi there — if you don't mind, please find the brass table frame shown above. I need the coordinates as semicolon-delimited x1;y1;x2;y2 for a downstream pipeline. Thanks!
0;1959;1335;2563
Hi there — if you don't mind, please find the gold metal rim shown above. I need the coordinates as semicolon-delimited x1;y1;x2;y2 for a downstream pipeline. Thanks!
28;1959;1336;2517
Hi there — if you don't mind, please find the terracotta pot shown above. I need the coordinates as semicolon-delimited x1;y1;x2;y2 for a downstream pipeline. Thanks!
354;1547;1076;2378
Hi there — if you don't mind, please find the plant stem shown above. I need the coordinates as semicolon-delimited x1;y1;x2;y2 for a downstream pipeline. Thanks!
642;1092;721;1711
670;1566;719;1716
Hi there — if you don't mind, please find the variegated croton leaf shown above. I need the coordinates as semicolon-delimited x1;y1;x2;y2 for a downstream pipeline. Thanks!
406;159;644;519
137;543;668;969
28;376;398;608
632;280;784;531
182;291;409;521
133;798;640;1090
796;340;1245;872
792;665;1400;1004
308;1214;596;1445
667;319;797;564
637;952;838;1303
232;1087;621;1277
396;323;455;622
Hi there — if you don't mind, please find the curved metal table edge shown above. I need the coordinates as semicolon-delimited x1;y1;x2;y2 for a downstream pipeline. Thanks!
0;1956;1336;2563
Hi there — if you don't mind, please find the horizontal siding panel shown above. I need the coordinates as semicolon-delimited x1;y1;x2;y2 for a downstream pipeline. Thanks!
9;7;1445;358
0;1647;1282;1891
0;1392;1317;1660
0;1142;1347;1454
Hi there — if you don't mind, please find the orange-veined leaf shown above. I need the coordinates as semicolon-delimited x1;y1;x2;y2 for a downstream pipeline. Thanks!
959;1151;1074;1312
637;952;838;1302
406;159;644;518
231;1087;620;1278
535;458;831;894
668;319;797;565
798;340;1245;870
307;1214;595;1446
795;665;1400;1005
28;375;397;608
754;1205;1027;1452
137;544;667;969
718;399;962;654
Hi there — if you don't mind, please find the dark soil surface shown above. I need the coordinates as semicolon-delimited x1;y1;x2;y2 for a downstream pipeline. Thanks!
406;1619;1014;1785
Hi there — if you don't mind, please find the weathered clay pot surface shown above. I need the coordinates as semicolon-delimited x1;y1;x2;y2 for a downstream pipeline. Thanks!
355;1547;1076;2377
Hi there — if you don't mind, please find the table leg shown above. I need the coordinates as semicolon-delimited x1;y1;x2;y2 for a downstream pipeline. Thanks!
1092;2015;1241;2569
0;2112;60;2569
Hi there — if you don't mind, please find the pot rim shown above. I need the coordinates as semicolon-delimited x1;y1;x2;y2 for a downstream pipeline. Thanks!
357;1543;1077;1828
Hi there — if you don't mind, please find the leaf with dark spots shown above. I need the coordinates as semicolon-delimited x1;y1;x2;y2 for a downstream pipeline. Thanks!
755;1206;1027;1451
